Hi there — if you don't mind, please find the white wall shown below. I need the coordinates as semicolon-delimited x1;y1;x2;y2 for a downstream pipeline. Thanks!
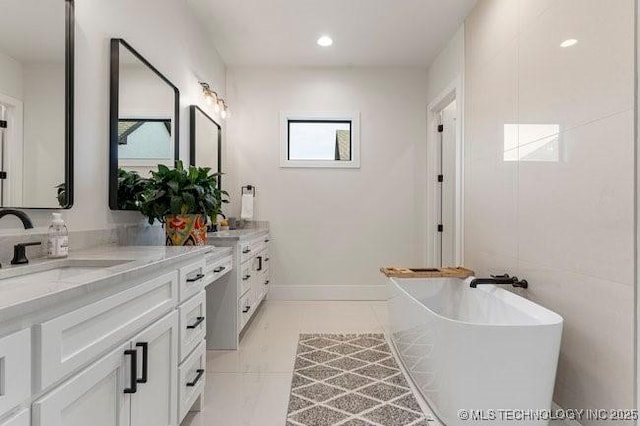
0;51;22;100
226;67;428;299
0;0;226;232
426;26;464;104
464;0;635;418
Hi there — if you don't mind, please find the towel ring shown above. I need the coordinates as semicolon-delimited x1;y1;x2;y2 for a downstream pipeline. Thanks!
241;185;256;197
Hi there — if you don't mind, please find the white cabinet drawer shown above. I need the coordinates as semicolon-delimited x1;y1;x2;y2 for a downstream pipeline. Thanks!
204;255;232;287
240;234;269;264
179;291;206;361
178;341;206;422
238;291;254;330
37;271;178;391
239;262;252;296
0;329;30;417
0;409;29;426
179;260;206;303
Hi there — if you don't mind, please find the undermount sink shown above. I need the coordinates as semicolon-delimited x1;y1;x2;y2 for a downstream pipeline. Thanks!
0;259;135;285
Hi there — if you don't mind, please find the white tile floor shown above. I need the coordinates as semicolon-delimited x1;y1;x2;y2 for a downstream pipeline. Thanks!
181;300;566;426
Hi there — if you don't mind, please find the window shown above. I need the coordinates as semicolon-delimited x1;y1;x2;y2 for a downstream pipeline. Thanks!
280;112;360;168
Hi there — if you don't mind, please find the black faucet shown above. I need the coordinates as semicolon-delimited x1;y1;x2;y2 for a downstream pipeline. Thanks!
470;274;528;289
0;209;33;229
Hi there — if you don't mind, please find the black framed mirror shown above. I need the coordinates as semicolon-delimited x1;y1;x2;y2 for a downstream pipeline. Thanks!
0;0;74;208
190;105;221;189
109;38;179;210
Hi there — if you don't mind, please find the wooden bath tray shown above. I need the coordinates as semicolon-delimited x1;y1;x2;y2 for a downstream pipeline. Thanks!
380;266;474;279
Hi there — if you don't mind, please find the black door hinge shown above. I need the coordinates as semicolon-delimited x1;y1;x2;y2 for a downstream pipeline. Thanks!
437;124;444;133
437;224;443;233
437;174;443;182
0;120;7;129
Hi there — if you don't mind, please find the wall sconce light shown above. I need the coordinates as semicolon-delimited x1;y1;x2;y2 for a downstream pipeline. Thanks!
199;81;230;119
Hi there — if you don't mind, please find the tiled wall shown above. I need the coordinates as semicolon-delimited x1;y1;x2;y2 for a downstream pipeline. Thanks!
464;0;635;418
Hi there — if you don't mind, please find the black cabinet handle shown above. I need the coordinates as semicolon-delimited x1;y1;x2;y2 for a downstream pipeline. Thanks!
264;280;270;286
187;316;205;329
124;349;138;394
242;306;251;313
135;342;148;384
264;239;270;243
265;257;270;262
243;274;251;281
186;369;205;387
187;273;205;283
242;248;251;254
257;256;263;271
213;266;226;273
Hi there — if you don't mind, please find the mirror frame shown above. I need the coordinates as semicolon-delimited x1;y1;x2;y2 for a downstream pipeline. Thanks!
3;0;74;209
189;105;221;189
108;38;180;210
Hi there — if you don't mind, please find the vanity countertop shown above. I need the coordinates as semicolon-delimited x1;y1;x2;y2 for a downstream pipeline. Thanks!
208;225;269;241
0;245;232;322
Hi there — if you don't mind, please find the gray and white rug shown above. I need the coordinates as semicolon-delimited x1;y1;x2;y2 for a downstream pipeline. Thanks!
286;334;433;426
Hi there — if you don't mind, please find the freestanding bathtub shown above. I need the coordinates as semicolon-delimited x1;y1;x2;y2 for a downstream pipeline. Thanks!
388;277;563;426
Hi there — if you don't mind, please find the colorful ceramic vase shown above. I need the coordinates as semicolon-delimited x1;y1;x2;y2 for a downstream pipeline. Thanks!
165;214;208;246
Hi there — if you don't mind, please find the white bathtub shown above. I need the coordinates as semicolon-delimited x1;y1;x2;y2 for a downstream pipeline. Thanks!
389;277;563;426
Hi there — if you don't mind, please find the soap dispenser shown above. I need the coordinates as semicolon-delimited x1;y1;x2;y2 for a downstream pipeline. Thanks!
47;213;69;258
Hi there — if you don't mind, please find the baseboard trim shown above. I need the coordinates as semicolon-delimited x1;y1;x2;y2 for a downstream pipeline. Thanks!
552;402;582;426
268;285;388;301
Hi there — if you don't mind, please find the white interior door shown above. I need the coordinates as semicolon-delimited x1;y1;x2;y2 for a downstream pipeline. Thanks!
130;312;178;426
437;100;457;267
32;343;131;426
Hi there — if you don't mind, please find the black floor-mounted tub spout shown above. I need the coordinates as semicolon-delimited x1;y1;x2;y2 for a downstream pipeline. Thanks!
470;274;528;289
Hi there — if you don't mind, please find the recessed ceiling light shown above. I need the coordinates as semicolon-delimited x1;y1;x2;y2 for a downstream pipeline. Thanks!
560;39;578;48
317;36;333;47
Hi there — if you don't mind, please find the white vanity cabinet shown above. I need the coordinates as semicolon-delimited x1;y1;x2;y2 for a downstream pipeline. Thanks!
206;228;270;350
32;341;132;426
0;246;233;426
0;410;29;426
0;329;31;418
33;295;180;426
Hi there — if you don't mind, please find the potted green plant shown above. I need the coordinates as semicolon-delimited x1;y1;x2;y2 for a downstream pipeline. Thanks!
140;161;228;246
117;168;150;210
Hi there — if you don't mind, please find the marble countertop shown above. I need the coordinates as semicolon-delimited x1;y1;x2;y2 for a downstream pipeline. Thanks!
208;226;269;241
0;245;232;322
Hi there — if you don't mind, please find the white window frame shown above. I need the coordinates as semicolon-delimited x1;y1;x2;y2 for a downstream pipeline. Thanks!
280;111;360;168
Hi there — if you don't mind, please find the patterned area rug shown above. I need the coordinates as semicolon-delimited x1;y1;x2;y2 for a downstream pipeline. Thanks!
286;334;433;426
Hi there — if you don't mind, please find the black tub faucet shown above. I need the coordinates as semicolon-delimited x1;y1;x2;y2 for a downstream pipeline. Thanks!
470;274;528;289
0;209;34;229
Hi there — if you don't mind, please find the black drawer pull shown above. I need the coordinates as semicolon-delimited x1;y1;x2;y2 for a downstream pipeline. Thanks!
213;266;226;273
264;280;270;285
186;369;205;387
242;248;251;254
265;257;270;262
187;273;205;283
124;349;138;394
257;256;263;271
187;316;205;329
243;274;251;281
135;342;148;384
264;239;270;243
242;306;251;313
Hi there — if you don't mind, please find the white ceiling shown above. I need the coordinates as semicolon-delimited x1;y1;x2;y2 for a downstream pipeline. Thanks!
188;0;477;68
